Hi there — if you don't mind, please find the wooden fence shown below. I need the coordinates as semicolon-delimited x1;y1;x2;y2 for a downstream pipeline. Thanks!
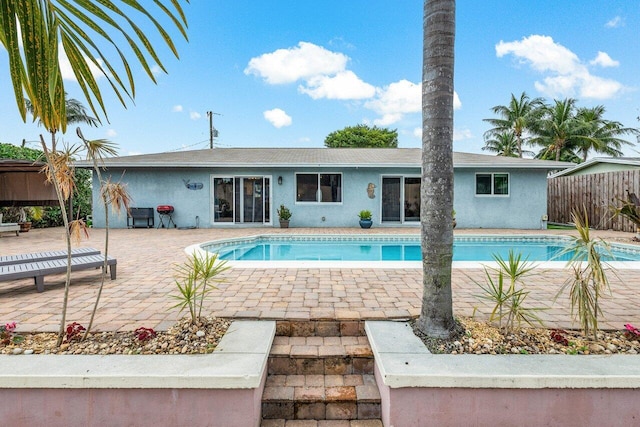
547;169;640;232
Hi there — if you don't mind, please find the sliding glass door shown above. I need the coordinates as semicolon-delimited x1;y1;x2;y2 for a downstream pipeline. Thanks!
212;176;271;224
381;176;420;223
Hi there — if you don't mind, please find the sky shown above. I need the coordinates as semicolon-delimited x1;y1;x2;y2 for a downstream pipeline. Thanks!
1;1;640;157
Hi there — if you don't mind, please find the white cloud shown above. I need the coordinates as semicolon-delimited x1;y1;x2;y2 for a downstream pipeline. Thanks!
150;64;162;75
190;111;201;120
59;43;104;82
606;16;624;28
453;128;473;141
590;51;619;68
299;71;375;100
245;42;348;84
263;108;292;128
413;127;422;138
496;35;624;99
172;105;183;112
106;129;117;138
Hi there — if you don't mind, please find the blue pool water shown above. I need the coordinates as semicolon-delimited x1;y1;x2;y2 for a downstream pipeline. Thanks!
203;235;640;262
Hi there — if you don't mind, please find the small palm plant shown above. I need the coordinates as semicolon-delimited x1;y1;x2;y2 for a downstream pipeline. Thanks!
555;207;614;341
173;252;230;324
476;250;544;332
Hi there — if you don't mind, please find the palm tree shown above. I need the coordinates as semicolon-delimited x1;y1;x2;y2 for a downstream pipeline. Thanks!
26;95;99;151
482;131;534;157
484;92;545;158
530;98;583;162
1;1;188;136
415;0;456;339
574;106;636;162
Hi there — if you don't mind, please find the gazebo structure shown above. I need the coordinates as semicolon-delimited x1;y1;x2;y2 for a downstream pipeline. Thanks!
0;159;57;207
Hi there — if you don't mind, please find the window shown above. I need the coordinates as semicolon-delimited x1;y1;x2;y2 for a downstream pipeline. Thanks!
475;173;509;196
296;173;342;203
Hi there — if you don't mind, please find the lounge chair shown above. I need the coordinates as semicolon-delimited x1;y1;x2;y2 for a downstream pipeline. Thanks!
0;255;117;292
0;213;19;237
0;247;101;266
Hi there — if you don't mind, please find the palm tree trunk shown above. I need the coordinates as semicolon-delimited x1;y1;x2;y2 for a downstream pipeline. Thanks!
40;135;73;346
416;0;455;338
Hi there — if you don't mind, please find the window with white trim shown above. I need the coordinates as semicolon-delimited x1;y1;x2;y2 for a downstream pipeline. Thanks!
475;173;509;196
296;173;342;203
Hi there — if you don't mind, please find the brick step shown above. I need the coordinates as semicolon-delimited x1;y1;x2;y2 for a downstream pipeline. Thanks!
262;374;381;421
268;336;374;375
261;419;383;426
276;320;365;337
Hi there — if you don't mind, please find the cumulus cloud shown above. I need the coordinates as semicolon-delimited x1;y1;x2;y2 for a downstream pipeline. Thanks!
172;105;183;112
245;42;348;84
299;71;375;100
496;35;624;99
190;111;201;120
590;51;619;68
150;64;162;76
106;129;117;138
263;108;292;128
605;16;624;28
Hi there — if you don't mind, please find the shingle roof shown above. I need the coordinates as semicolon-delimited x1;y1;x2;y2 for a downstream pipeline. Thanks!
75;148;573;170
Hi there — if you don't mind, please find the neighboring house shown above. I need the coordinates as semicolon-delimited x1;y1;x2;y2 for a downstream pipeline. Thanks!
549;157;640;178
76;148;571;230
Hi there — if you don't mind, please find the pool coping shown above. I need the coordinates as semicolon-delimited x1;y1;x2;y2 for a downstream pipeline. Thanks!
185;233;640;270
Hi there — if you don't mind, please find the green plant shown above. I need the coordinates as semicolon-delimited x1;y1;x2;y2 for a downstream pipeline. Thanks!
358;210;372;221
173;252;230;324
277;205;292;221
610;193;640;232
1;322;23;345
555;207;614;341
475;250;544;332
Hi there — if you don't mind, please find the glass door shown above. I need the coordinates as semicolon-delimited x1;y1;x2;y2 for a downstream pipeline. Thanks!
213;176;270;224
382;177;401;222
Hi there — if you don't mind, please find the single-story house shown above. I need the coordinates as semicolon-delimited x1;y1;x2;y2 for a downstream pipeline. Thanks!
76;148;571;229
549;157;640;178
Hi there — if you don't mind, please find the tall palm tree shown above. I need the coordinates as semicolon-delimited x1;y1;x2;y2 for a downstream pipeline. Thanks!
482;130;534;157
574;106;636;162
530;98;583;162
26;95;99;151
484;92;545;158
415;0;455;339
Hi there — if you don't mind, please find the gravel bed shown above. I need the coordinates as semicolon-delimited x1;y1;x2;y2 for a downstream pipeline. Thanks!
413;317;640;355
1;317;231;355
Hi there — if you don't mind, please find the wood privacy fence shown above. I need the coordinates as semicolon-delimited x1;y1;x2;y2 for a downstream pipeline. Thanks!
547;170;640;232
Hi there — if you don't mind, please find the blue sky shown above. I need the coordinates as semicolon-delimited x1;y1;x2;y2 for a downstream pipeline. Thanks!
1;1;639;157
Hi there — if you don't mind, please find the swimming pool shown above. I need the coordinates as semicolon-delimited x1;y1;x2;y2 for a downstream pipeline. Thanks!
199;234;640;264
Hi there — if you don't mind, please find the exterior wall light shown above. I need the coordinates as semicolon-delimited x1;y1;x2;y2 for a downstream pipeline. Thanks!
278;176;283;185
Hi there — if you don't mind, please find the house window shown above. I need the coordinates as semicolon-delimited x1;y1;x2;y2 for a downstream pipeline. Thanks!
476;173;509;196
296;173;342;203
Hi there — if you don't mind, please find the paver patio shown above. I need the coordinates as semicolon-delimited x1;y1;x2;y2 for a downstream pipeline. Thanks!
1;226;638;333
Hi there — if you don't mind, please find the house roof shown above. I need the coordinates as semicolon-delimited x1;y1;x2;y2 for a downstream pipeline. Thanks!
75;148;573;170
549;157;640;178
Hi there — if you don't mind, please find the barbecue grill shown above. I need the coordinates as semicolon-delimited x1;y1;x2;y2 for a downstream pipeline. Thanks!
156;205;176;228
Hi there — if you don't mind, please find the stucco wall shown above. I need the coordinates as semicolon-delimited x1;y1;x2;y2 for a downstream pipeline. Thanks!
90;166;549;229
454;168;548;229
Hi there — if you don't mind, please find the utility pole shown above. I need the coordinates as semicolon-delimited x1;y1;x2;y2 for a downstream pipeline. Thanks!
207;111;221;149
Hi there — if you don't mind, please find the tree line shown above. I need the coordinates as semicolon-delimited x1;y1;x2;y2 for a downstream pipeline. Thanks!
483;92;638;163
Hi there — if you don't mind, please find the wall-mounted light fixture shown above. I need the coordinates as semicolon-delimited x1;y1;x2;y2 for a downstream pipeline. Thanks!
278;176;283;185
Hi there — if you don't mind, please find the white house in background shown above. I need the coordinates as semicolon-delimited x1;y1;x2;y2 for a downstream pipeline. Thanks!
76;148;572;230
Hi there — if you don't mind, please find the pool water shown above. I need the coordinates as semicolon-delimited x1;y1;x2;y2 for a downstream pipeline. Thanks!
204;236;640;262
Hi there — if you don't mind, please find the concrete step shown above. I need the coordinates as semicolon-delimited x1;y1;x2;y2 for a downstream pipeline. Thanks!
262;374;381;421
261;419;383;426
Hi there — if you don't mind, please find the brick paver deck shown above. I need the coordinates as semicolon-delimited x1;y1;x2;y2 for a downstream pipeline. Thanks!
1;227;638;332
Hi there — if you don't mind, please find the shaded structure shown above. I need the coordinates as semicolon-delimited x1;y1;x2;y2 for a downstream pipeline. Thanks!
0;159;57;207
